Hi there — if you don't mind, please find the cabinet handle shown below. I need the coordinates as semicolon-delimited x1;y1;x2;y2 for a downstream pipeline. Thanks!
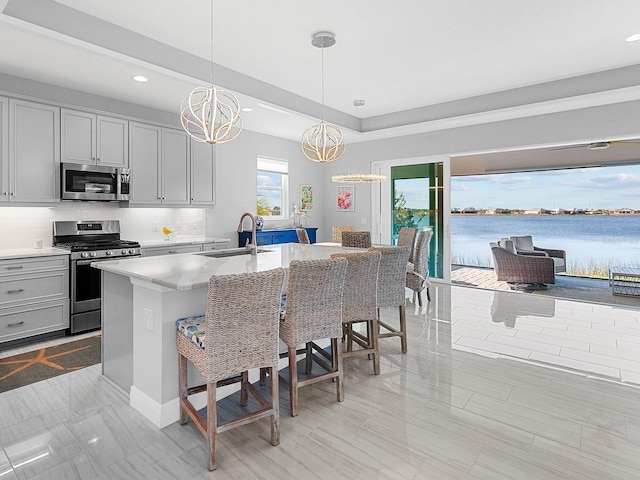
7;321;24;327
6;266;24;270
168;250;179;254
7;289;24;294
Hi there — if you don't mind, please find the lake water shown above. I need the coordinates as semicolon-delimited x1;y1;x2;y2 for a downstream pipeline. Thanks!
450;215;640;272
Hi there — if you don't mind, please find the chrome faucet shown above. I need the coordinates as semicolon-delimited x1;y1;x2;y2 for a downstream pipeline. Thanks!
237;212;258;255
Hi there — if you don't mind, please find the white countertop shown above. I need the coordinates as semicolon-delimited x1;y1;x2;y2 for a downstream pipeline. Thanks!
0;247;70;260
138;236;231;248
93;243;363;291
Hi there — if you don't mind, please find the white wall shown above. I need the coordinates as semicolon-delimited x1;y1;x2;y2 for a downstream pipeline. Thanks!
212;129;325;247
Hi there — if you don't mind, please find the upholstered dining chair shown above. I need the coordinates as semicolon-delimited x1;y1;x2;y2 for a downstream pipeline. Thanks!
175;268;285;471
370;245;411;354
341;230;372;248
296;228;310;244
330;250;382;374
279;257;347;416
332;225;354;243
406;230;433;305
397;227;418;265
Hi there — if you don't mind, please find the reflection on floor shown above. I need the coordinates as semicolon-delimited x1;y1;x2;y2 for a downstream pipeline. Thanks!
0;284;639;478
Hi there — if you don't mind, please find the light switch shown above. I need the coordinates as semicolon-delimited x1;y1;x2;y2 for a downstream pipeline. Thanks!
142;308;154;331
152;221;158;232
360;217;367;225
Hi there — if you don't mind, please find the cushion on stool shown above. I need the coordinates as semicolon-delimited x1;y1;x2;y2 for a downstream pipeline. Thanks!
176;315;206;349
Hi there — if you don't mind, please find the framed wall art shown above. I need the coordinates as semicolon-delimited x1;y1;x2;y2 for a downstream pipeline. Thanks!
300;184;313;211
336;185;354;212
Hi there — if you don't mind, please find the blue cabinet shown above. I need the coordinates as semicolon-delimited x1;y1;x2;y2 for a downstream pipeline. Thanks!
238;227;317;246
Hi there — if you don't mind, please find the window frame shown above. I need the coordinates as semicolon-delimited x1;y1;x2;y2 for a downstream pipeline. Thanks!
257;157;289;220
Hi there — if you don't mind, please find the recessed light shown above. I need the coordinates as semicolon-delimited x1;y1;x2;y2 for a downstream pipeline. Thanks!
241;107;253;112
132;75;148;82
625;34;640;42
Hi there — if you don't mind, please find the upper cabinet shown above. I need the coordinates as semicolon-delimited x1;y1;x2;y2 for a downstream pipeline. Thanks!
162;128;190;205
129;123;190;205
190;139;216;206
129;122;161;205
0;97;7;202
61;108;128;167
7;99;60;203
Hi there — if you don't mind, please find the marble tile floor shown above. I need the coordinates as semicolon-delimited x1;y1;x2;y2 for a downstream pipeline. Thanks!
1;283;640;478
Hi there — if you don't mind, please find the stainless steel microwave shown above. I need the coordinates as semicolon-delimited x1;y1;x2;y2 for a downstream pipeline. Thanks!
61;163;131;201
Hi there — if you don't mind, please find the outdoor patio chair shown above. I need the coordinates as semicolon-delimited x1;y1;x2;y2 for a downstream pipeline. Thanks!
490;239;556;285
509;235;566;273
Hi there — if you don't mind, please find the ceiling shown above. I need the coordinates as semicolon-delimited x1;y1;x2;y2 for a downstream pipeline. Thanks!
2;0;640;167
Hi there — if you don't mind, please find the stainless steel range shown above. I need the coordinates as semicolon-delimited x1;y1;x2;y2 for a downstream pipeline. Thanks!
53;220;141;334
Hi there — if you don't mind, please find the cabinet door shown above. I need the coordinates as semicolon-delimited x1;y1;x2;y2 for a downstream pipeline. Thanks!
61;108;96;164
9;99;60;202
129;122;161;204
0;97;7;203
190;140;215;205
97;116;128;167
161;128;190;205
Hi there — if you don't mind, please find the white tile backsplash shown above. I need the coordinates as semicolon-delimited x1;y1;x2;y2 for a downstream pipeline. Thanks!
0;205;206;248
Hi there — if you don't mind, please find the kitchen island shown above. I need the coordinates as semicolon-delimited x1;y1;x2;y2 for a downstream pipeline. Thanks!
94;242;362;428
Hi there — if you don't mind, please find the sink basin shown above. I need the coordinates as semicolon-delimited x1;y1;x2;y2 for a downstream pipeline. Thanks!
196;248;271;258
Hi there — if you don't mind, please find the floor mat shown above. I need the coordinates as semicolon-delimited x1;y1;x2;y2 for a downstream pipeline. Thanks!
0;334;101;393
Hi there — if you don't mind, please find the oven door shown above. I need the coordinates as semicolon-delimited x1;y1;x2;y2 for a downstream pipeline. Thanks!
71;258;104;314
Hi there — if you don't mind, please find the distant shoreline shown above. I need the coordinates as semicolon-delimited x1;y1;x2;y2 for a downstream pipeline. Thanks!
450;212;639;216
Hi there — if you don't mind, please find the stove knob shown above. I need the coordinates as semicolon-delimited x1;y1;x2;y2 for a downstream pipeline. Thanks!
81;252;90;258
121;249;128;255
106;250;112;256
128;249;135;255
89;251;97;258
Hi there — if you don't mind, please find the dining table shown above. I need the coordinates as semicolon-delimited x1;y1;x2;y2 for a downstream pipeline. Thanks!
94;242;367;428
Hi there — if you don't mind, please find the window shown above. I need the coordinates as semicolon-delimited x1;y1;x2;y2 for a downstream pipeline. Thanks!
257;157;289;219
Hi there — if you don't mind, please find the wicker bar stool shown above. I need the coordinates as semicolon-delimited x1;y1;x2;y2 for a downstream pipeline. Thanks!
176;268;285;471
332;225;354;243
407;230;433;305
371;245;411;353
279;257;347;416
397;227;417;265
330;250;381;374
296;228;310;244
341;230;372;248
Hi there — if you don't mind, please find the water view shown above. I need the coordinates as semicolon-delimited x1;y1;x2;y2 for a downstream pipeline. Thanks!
451;214;640;276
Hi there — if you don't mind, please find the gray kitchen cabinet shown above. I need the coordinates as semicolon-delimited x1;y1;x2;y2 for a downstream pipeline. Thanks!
162;128;190;205
0;255;69;344
0;97;7;202
141;244;202;257
130;122;190;205
201;242;227;252
8;99;60;203
190;140;216;206
129;122;161;204
61;108;129;167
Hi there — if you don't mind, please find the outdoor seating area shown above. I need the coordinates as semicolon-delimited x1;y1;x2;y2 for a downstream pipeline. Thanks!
489;235;566;286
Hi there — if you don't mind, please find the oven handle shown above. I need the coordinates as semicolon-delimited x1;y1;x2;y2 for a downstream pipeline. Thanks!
76;256;139;266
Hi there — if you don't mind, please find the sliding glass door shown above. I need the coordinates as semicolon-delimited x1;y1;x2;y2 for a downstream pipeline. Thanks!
372;156;449;281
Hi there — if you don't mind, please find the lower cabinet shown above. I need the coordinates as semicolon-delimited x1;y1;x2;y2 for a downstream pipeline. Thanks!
0;255;70;344
141;244;202;257
238;227;318;246
141;241;228;257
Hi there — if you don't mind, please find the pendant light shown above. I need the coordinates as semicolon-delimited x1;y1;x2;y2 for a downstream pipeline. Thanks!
180;0;242;144
302;32;345;163
331;173;387;183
